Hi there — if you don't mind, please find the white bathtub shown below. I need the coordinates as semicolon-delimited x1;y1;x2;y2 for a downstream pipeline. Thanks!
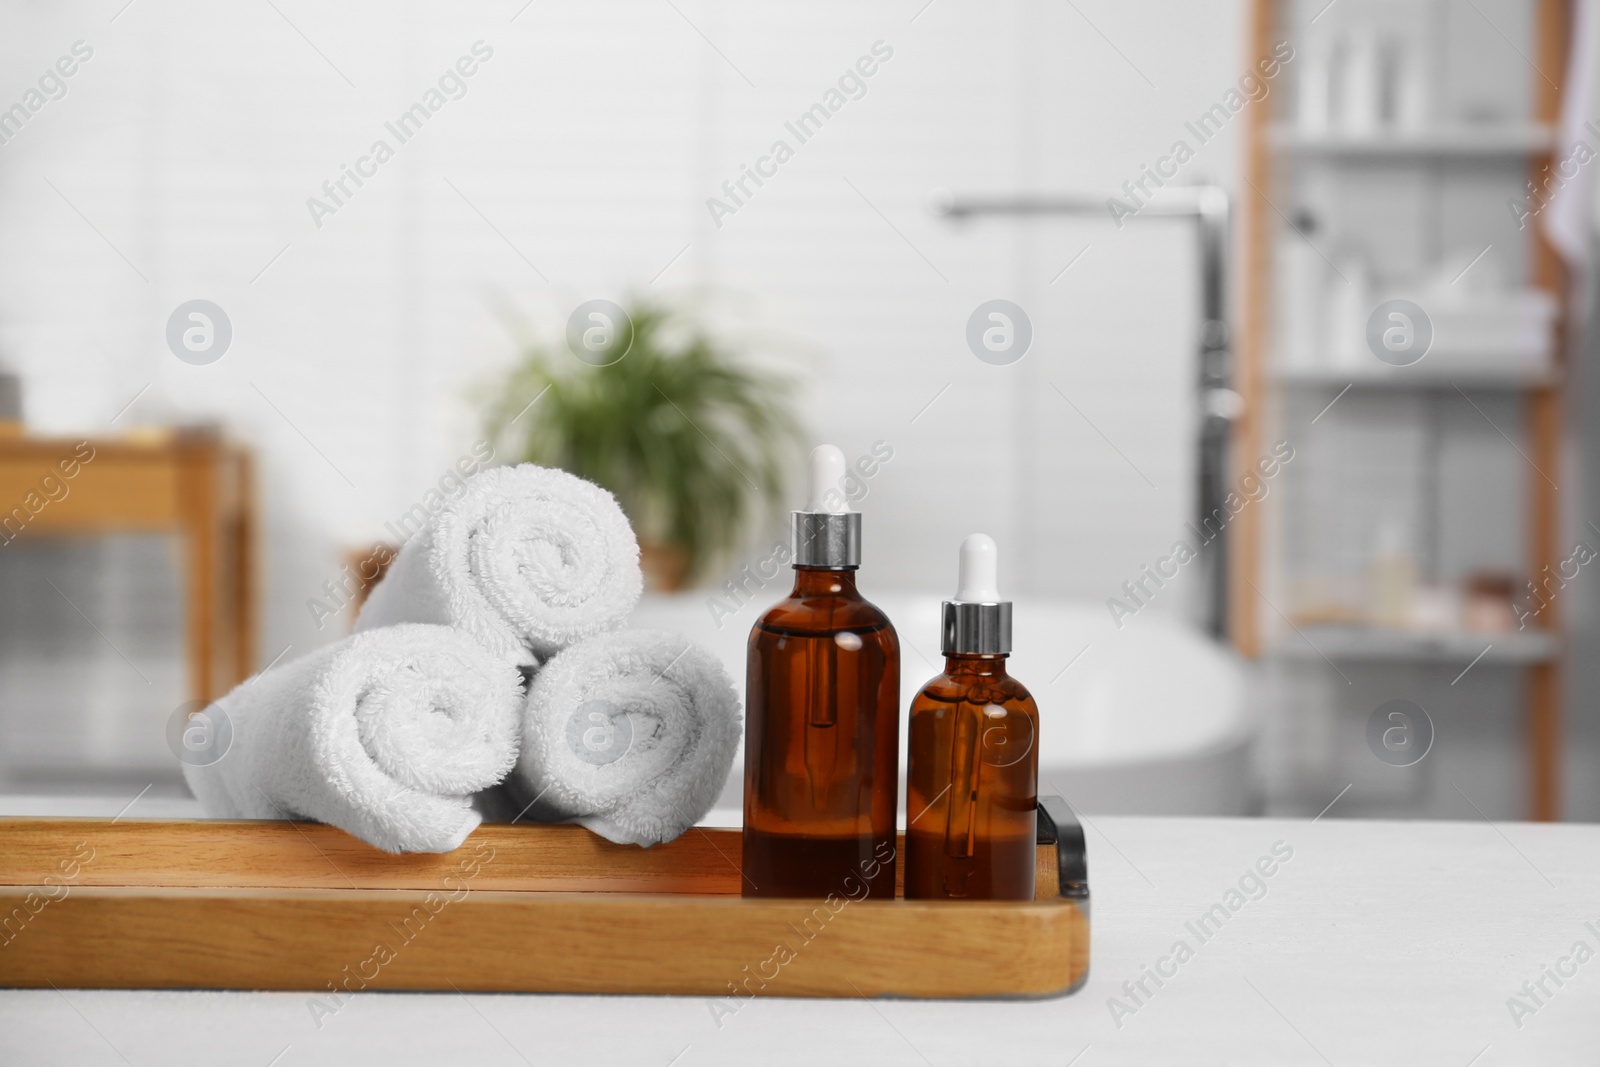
629;589;1258;819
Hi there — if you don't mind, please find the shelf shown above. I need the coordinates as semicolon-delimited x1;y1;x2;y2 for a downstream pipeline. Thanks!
1242;0;1573;821
1271;625;1559;665
1268;124;1556;158
1276;363;1558;390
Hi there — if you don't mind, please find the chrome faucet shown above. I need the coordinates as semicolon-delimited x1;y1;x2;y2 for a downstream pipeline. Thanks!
932;185;1237;639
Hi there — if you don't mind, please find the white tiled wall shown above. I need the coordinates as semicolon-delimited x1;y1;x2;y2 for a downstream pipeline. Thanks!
0;0;1247;675
1;1;1594;822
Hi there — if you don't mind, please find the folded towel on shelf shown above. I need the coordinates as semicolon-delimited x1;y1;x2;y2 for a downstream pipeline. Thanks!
356;464;643;667
510;630;742;846
182;624;524;853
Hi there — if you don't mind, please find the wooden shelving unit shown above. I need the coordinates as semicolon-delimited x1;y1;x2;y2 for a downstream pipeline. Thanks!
1235;0;1576;820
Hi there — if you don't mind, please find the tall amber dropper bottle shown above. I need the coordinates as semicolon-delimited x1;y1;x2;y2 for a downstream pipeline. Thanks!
906;534;1039;900
742;445;900;899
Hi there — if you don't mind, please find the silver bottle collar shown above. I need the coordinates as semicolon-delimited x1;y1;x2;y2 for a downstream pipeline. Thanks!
791;511;861;568
941;600;1013;655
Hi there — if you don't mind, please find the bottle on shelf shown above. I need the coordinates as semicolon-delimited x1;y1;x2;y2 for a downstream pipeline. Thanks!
1296;43;1334;134
1367;520;1417;629
1337;30;1381;135
1278;209;1327;369
1327;253;1371;369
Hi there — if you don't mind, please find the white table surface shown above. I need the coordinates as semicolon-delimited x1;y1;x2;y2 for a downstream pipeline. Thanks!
2;795;1597;1066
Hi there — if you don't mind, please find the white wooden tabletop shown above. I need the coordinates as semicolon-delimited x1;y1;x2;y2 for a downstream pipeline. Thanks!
2;800;1597;1066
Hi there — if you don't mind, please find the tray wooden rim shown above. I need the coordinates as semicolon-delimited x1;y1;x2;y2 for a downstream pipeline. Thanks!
0;804;1092;999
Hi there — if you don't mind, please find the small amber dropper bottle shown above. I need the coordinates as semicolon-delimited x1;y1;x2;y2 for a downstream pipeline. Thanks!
905;534;1039;900
742;445;900;899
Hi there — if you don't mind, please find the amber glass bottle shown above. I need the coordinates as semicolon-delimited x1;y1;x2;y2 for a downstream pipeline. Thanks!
742;447;900;899
905;535;1039;900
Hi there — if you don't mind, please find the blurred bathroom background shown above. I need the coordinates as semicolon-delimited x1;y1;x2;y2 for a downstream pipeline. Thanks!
0;0;1596;823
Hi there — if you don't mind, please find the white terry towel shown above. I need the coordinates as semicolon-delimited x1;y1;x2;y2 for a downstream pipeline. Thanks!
512;630;742;846
182;624;524;853
356;464;642;666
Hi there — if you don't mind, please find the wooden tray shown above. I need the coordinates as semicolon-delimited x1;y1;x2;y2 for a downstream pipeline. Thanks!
0;799;1089;999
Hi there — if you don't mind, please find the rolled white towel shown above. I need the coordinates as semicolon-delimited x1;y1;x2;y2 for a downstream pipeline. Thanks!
182;624;524;853
512;630;742;846
356;464;643;666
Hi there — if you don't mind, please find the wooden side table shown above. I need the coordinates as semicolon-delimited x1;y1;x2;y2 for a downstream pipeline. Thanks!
0;430;256;705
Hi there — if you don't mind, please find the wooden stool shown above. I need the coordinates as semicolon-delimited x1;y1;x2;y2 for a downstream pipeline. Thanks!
0;429;256;704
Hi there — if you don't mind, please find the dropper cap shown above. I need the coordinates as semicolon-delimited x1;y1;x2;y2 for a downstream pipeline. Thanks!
941;533;1013;654
791;444;862;568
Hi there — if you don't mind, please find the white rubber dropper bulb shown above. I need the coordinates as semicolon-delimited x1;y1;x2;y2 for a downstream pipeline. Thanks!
955;533;1001;602
805;444;850;513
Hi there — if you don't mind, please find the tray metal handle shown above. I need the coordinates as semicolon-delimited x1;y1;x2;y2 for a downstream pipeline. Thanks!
1036;796;1089;902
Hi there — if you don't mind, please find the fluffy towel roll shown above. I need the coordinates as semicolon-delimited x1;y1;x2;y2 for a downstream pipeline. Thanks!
182;624;523;853
356;464;643;666
512;630;742;846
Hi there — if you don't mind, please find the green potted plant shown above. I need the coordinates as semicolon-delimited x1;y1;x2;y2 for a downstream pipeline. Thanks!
485;298;803;589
